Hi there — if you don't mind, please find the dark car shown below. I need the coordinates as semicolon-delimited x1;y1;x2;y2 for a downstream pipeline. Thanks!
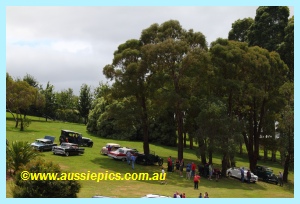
31;136;57;152
52;142;85;156
135;151;163;166
254;165;279;185
59;129;93;147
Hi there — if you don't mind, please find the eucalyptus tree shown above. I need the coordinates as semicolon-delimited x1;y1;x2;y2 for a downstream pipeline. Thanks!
277;82;294;182
141;20;210;160
248;6;290;52
41;82;57;121
210;39;289;171
103;39;151;154
78;83;93;124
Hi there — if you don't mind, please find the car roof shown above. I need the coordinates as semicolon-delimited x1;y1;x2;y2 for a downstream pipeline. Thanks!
106;143;121;146
61;129;81;134
44;135;55;142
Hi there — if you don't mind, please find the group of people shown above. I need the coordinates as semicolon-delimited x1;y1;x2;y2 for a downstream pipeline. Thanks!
198;192;209;198
126;150;137;170
240;167;252;183
173;191;186;198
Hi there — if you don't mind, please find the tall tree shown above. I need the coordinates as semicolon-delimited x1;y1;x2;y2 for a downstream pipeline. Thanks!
141;20;209;160
78;83;93;124
210;39;289;171
277;82;294;182
103;39;151;154
41;82;57;121
248;6;290;52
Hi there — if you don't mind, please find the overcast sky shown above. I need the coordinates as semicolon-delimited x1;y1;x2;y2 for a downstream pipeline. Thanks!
6;6;294;95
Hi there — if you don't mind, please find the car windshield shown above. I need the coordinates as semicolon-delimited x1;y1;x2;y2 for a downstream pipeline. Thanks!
36;140;47;144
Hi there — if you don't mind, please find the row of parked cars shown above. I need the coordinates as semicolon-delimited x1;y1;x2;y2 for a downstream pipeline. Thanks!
226;166;279;184
30;132;279;185
30;129;94;156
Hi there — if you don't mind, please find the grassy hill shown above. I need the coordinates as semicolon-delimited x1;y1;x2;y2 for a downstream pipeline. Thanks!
6;113;294;198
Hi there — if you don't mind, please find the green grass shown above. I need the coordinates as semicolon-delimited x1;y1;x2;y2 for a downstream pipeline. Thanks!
6;113;294;198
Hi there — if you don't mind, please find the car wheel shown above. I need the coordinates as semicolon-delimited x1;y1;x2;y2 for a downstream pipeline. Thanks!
122;158;126;162
89;144;93;148
158;159;163;166
228;172;232;177
65;152;69;157
40;148;43;152
53;151;56;155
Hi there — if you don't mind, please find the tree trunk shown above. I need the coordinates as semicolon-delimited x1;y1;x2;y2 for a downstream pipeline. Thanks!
141;96;150;155
208;150;212;165
189;134;193;149
183;131;186;148
221;153;228;176
239;141;243;155
264;146;268;161
176;109;184;160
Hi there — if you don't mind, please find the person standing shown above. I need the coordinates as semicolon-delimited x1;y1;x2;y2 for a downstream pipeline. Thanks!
186;162;191;179
126;151;131;165
179;159;184;177
240;167;245;182
131;154;136;170
161;167;167;184
191;162;196;178
279;171;283;187
167;156;172;172
247;170;251;183
208;164;213;180
193;174;200;189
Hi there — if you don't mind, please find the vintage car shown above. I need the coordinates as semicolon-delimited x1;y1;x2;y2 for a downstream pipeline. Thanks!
135;151;163;166
107;147;138;161
141;194;171;198
59;129;93;147
226;167;258;183
253;165;279;185
100;143;121;155
52;142;85;156
31;136;57;152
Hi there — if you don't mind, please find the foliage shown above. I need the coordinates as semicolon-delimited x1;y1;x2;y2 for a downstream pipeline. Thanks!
78;83;93;124
12;158;81;198
6;141;39;174
228;17;254;42
6;73;45;130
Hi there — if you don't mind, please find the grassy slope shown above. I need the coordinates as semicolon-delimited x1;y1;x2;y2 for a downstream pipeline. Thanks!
6;113;294;198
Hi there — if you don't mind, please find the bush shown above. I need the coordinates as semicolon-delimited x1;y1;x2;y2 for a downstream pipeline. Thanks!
12;158;81;198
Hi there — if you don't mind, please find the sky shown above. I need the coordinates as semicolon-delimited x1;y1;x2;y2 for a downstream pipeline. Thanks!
6;6;294;95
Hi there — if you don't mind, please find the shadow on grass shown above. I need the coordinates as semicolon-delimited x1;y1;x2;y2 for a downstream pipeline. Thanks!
90;156;268;191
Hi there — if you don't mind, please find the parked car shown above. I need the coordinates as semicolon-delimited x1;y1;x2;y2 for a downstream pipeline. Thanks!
100;143;121;155
31;136;57;152
226;167;258;183
135;151;163;166
52;142;85;156
141;194;171;198
253;165;279;185
107;147;138;161
59;129;93;147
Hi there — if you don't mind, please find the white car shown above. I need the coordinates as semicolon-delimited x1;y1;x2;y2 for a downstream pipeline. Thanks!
100;143;121;155
141;194;171;198
107;147;137;161
226;167;258;183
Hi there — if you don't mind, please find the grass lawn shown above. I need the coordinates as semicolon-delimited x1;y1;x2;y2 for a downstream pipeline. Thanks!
6;113;294;198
